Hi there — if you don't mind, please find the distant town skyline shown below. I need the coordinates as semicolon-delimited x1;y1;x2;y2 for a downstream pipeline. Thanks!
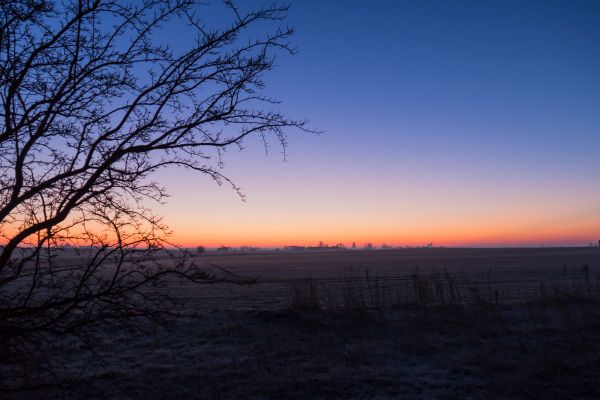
194;241;600;251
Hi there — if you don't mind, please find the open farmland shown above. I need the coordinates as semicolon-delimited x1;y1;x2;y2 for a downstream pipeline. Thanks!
174;247;600;311
7;247;600;400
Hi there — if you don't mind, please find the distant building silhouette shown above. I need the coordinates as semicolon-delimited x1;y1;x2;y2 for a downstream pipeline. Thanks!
284;246;306;251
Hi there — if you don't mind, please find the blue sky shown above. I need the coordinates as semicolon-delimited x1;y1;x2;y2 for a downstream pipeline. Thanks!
155;0;600;247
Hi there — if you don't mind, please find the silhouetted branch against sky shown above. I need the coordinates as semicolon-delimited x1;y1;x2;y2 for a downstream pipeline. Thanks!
0;0;314;264
0;1;314;383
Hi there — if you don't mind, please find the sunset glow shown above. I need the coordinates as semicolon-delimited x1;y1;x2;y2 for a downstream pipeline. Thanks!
4;1;600;395
149;1;600;248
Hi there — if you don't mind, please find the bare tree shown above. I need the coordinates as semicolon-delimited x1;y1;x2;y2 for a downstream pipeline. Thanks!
0;0;310;389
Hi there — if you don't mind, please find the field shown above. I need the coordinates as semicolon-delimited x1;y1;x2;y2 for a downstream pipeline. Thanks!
10;247;600;399
176;247;600;311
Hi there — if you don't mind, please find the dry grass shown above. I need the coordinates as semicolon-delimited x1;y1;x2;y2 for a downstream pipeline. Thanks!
14;297;600;400
287;265;599;317
5;250;600;399
288;279;320;312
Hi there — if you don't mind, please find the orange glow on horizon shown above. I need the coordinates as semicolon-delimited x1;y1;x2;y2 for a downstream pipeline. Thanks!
0;224;600;248
170;223;600;248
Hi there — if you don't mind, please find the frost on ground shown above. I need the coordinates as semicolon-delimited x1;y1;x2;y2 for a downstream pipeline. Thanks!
16;300;600;400
5;249;600;399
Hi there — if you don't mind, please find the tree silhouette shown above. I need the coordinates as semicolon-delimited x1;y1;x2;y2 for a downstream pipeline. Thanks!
0;0;310;389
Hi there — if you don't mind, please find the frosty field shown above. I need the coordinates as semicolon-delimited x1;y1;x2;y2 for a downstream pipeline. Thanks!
175;247;600;311
9;247;600;399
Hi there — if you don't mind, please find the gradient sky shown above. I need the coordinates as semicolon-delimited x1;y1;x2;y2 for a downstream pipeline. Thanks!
152;0;600;248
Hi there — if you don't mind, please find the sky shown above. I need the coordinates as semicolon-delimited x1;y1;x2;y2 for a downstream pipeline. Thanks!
153;0;600;248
